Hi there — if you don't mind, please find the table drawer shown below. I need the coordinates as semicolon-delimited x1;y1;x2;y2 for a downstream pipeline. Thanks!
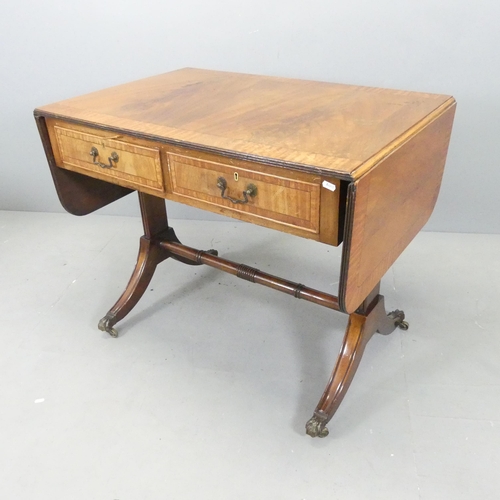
53;124;164;193
167;152;326;235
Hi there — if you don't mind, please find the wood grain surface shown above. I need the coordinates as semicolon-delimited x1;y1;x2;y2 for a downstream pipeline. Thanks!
54;125;164;192
46;118;168;198
35;68;453;180
36;68;456;309
45;117;342;244
162;144;341;244
340;102;456;313
168;152;321;236
35;115;133;216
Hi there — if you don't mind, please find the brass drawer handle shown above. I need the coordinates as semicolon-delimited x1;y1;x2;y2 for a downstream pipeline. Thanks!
217;177;257;204
90;146;119;169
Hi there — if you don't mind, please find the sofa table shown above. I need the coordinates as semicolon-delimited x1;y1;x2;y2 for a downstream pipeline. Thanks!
34;68;456;438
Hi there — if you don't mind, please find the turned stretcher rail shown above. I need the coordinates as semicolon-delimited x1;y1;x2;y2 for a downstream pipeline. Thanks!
160;240;340;311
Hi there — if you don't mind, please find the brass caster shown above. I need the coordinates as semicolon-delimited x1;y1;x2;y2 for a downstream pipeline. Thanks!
305;411;329;438
98;314;118;338
397;319;409;330
388;309;409;331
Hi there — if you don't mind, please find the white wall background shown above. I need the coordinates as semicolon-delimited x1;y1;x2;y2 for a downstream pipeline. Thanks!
1;0;498;233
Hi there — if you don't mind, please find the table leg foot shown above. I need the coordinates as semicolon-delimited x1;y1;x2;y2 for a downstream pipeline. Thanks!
98;313;119;338
305;411;330;438
306;295;399;437
98;236;169;337
388;310;409;330
377;308;409;334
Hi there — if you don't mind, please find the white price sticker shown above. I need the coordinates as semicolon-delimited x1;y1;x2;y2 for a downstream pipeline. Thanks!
322;180;337;192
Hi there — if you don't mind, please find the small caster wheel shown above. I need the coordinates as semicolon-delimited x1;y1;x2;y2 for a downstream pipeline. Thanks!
388;310;409;331
98;314;118;337
397;319;409;330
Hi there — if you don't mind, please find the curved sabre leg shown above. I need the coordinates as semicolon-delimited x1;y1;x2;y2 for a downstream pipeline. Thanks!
98;236;169;337
98;192;220;337
306;295;407;437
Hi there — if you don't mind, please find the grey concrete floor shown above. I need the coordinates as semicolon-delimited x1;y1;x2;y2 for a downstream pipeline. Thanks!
1;210;499;499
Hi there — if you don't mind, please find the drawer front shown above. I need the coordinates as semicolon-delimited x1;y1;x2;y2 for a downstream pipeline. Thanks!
54;125;164;192
167;152;321;233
